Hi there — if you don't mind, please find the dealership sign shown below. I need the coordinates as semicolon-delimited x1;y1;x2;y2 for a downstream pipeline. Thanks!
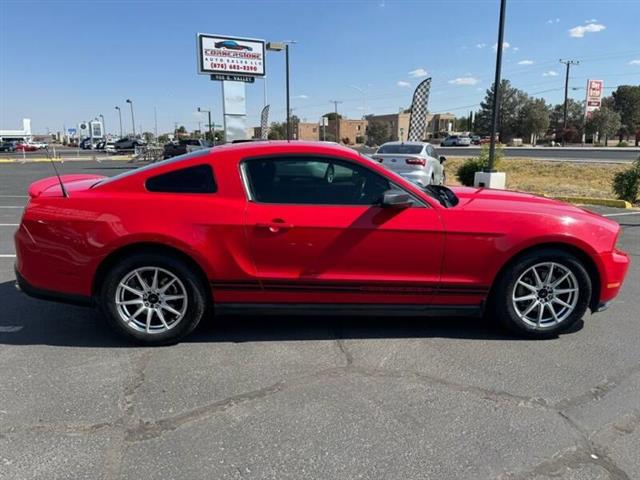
584;79;604;120
197;34;265;77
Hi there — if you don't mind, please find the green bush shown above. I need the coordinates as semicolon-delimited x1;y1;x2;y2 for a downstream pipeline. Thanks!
617;141;629;147
612;156;640;203
456;144;503;186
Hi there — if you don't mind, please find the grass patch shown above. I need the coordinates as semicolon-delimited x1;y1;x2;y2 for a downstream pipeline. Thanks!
445;157;628;199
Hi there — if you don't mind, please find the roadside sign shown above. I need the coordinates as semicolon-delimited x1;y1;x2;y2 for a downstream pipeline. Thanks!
197;34;265;77
67;128;76;136
584;79;604;120
211;74;255;83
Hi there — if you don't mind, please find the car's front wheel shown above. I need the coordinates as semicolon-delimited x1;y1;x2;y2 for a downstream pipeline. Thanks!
99;253;208;345
491;249;592;338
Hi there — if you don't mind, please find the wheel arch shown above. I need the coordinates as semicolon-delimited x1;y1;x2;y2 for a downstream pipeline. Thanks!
488;242;601;311
91;242;211;302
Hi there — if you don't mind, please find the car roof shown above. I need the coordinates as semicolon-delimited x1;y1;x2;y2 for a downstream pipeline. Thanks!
379;141;430;146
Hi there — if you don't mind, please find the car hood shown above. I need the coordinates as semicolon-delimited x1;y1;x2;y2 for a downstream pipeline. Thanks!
450;186;606;218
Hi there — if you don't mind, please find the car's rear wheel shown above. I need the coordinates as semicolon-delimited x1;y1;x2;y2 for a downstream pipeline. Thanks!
99;253;208;345
491;249;591;338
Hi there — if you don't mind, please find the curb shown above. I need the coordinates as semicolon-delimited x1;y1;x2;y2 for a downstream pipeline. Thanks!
553;196;632;209
0;156;134;163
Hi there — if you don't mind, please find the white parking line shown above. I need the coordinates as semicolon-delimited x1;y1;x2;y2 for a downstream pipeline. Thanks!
0;206;23;209
0;195;28;198
603;212;640;217
0;224;19;226
0;326;23;333
0;254;16;258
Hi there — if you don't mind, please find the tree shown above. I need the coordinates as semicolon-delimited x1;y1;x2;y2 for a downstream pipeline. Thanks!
585;106;622;146
520;98;550;145
612;85;640;145
549;98;584;133
267;122;286;140
474;79;530;141
365;120;389;146
323;112;342;121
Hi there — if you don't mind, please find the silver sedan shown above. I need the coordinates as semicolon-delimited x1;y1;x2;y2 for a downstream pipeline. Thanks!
371;141;446;186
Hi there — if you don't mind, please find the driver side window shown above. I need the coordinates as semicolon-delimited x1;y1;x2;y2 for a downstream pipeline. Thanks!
244;156;391;205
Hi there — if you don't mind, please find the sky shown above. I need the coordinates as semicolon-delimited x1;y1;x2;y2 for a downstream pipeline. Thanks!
1;0;639;135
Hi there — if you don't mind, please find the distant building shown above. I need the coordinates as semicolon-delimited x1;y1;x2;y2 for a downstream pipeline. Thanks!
327;118;368;145
295;122;320;141
366;112;457;142
0;118;32;142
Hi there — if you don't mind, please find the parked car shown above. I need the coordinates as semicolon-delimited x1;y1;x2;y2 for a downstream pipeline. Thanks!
0;141;16;152
104;141;117;154
371;141;445;186
15;142;38;152
163;139;212;159
114;137;146;151
441;135;472;147
15;141;630;345
80;138;97;150
470;135;481;145
214;40;252;51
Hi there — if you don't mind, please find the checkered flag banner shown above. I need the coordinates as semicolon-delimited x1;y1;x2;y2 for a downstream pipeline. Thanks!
407;78;432;142
260;105;270;140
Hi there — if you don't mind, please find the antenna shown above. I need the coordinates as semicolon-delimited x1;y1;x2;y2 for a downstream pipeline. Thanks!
46;147;69;198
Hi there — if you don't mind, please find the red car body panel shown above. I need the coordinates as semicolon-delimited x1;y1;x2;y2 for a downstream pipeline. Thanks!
14;141;629;312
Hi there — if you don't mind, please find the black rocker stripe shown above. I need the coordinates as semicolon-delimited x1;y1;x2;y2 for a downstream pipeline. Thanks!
210;280;489;296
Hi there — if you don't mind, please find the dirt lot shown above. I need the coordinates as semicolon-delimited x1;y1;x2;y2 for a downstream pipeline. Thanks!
445;157;630;200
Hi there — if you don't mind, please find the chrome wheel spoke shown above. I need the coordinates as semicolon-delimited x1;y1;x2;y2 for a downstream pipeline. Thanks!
161;304;181;317
151;269;159;290
159;278;177;293
119;284;144;297
518;280;537;293
522;300;538;317
514;293;536;302
552;297;572;309
135;271;149;291
551;272;570;288
548;303;560;323
145;308;153;333
545;263;554;285
537;303;544;326
163;294;185;301
157;308;170;329
117;299;144;306
532;267;543;288
554;288;577;295
128;306;145;322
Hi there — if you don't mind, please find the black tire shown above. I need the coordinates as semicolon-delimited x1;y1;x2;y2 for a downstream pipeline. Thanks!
98;253;208;345
490;248;591;339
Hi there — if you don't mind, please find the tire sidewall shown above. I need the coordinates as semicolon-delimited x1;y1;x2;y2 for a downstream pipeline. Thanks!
99;253;208;345
494;249;592;338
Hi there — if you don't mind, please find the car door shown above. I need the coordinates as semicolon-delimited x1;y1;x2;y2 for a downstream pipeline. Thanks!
426;145;444;184
242;155;444;304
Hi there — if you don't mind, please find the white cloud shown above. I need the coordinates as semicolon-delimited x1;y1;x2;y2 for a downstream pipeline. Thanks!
518;60;534;65
586;18;597;23
476;43;486;49
542;70;559;76
629;59;640;65
448;77;479;86
513;47;519;52
547;18;560;24
569;22;606;38
492;41;510;51
397;81;411;87
293;94;309;99
408;68;428;78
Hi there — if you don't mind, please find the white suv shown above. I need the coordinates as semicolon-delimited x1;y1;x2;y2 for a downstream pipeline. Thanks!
371;141;446;186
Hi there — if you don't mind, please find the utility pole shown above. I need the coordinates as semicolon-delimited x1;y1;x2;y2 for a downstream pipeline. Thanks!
126;99;136;138
559;59;579;144
488;0;507;171
115;106;123;138
154;107;158;140
330;100;342;143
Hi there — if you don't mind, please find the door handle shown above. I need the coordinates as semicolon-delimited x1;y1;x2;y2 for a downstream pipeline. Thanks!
256;220;294;232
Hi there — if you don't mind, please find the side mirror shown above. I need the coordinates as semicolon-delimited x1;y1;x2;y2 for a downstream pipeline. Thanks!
381;190;412;208
439;155;447;164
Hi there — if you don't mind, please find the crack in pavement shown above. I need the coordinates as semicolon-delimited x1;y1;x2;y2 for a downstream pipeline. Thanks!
103;349;153;480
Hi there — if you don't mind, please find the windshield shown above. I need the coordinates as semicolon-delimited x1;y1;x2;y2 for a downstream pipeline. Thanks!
377;144;423;155
94;149;212;187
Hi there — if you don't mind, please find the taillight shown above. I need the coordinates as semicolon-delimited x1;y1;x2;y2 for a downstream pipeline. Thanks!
406;158;426;166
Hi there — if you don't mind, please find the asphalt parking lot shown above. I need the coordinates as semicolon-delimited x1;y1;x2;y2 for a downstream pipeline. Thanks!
0;161;639;479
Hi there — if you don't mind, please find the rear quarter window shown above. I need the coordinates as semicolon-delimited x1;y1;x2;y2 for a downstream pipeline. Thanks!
145;164;216;193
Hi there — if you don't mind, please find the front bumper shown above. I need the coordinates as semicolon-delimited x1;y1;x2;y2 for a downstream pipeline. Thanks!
593;249;630;310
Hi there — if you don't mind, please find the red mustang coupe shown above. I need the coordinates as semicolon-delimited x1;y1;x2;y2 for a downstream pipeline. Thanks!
14;141;629;344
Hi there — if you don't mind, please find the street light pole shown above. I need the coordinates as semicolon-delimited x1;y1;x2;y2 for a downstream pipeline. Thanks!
559;59;579;144
488;0;507;171
115;106;123;138
197;107;213;144
99;114;105;137
126;99;136;138
330;100;342;143
285;44;291;140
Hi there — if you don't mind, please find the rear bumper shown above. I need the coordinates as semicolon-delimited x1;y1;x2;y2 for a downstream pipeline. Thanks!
15;266;92;307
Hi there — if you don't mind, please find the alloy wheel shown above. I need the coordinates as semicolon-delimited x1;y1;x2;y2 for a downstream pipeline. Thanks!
115;267;188;334
511;262;579;329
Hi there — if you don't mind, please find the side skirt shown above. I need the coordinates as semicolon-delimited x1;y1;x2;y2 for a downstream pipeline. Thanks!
215;303;483;318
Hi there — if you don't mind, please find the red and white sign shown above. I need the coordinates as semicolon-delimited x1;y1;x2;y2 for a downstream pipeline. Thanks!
197;34;265;77
584;79;604;119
